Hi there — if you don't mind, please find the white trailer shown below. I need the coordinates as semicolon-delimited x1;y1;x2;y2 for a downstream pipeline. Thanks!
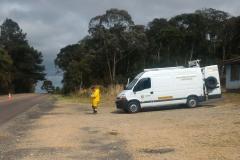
116;61;221;113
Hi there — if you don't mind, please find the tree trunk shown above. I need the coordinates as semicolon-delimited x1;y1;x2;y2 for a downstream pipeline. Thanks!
222;45;226;61
167;45;170;65
106;54;113;83
157;45;161;64
189;43;194;61
221;45;226;78
112;52;116;83
126;59;129;73
213;40;216;55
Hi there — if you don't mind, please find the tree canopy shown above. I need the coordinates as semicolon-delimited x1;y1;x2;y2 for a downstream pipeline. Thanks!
55;8;240;93
0;18;45;94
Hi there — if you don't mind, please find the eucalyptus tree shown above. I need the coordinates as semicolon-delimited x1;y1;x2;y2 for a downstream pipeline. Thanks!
195;8;230;58
146;18;169;66
55;8;240;94
170;13;208;64
222;16;240;58
88;9;134;83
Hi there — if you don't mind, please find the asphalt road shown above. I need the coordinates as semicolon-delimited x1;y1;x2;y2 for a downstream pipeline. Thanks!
0;94;48;125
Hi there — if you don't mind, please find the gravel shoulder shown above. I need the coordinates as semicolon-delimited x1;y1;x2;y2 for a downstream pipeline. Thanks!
0;93;240;160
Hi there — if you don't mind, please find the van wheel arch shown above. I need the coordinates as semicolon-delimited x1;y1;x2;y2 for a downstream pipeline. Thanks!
127;100;141;113
186;95;199;108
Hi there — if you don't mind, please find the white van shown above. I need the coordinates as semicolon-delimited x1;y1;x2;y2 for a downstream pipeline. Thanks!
115;61;221;113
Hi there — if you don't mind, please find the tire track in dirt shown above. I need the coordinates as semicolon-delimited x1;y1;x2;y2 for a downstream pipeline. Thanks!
0;101;132;160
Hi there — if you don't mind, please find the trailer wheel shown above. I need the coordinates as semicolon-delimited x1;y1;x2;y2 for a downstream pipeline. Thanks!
127;101;140;113
187;96;198;108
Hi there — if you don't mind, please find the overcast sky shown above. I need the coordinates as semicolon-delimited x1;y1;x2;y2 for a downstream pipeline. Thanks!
0;0;240;87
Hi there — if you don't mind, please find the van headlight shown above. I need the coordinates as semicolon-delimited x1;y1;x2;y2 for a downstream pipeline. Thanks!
118;94;126;100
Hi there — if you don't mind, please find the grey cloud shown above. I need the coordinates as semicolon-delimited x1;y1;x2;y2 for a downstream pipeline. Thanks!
0;0;240;88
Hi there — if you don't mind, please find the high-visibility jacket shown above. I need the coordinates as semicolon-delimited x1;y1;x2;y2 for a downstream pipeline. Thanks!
91;88;100;107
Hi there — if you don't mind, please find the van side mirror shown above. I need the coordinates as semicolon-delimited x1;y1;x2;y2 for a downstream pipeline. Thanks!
133;87;137;92
127;78;130;86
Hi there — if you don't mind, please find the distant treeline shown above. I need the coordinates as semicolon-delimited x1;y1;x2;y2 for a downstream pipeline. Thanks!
0;19;45;94
55;8;240;93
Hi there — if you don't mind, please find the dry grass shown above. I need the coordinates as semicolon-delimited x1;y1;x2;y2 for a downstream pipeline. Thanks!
223;92;240;101
53;84;124;106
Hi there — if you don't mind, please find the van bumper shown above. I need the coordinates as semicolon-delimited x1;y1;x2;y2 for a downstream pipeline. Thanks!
115;99;128;109
208;94;222;99
199;94;222;102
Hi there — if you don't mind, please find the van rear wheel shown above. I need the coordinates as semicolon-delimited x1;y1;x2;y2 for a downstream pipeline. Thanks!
187;97;198;108
127;101;140;113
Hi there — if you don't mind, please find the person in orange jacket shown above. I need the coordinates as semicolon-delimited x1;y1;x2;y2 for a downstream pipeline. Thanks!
90;86;100;113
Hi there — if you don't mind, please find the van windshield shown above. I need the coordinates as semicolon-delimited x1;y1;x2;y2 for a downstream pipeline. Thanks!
125;72;144;90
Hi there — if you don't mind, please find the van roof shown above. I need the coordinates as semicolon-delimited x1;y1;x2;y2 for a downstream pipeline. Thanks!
144;66;185;72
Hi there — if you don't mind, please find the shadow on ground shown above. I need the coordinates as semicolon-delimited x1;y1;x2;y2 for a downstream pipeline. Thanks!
112;103;217;114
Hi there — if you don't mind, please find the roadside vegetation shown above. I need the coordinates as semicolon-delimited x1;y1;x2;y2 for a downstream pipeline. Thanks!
0;19;45;94
54;84;123;105
55;8;240;94
1;8;240;95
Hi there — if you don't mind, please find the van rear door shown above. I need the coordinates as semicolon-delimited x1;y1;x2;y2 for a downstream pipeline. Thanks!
203;65;221;99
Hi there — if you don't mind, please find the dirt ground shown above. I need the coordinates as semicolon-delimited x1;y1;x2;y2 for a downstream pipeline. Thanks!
0;93;240;160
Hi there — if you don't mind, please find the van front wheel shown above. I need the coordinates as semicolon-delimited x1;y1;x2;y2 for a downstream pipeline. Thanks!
127;101;140;113
187;97;198;108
